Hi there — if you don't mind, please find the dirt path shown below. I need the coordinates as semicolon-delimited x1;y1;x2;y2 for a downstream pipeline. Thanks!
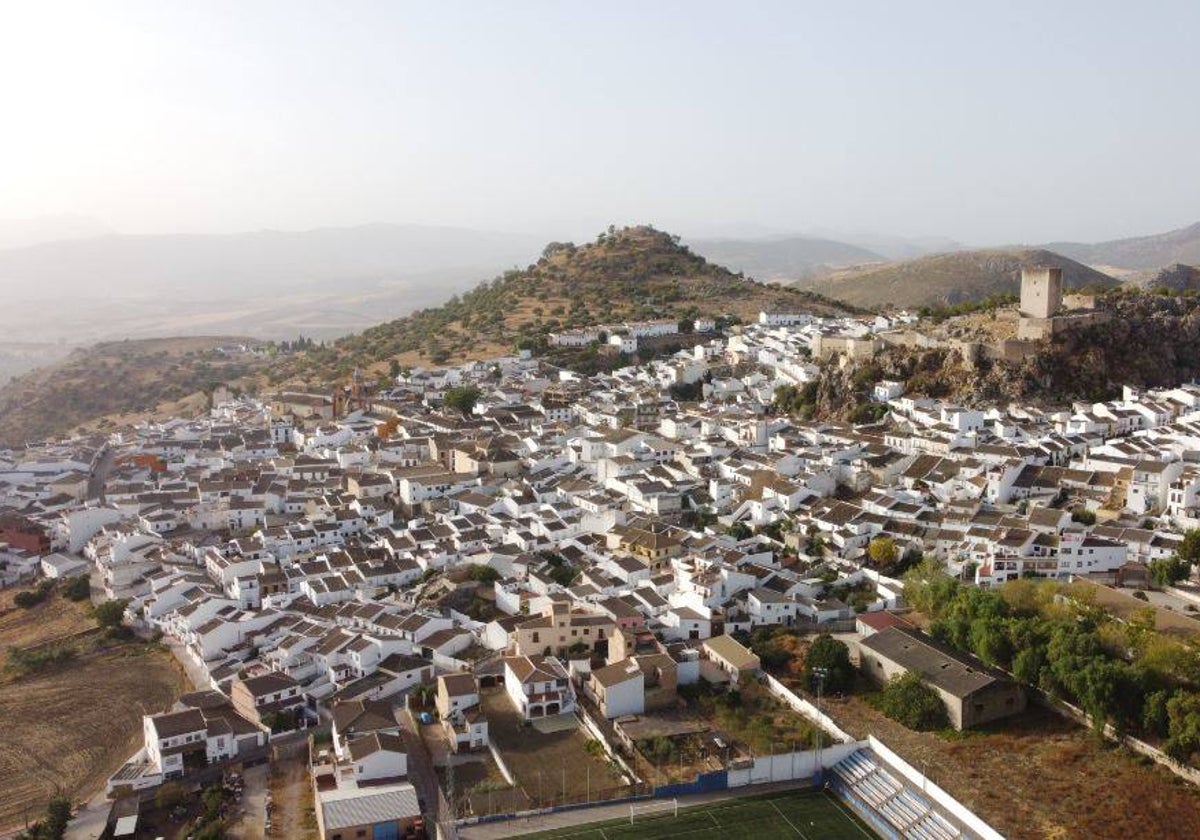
266;750;317;840
226;764;268;840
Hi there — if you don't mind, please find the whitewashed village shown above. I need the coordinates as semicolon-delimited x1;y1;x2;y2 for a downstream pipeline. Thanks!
5;271;1200;840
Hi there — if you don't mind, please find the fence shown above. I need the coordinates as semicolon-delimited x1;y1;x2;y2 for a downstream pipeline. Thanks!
454;739;866;831
726;741;861;788
759;673;856;743
1035;694;1200;787
867;736;1005;840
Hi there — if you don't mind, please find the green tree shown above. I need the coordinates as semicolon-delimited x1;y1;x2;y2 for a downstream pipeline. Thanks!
1150;554;1191;587
902;556;959;617
443;385;481;416
867;537;898;569
726;522;752;540
469;565;501;584
1142;689;1172;738
804;634;854;694
92;599;128;630
877;672;949;731
1178;528;1200;566
1165;690;1200;763
62;575;90;601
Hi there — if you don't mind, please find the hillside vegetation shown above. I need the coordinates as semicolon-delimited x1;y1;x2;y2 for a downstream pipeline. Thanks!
799;249;1118;310
1126;263;1200;292
0;337;269;446
282;225;860;382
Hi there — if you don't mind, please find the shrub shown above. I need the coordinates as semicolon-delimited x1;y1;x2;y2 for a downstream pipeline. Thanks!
876;672;949;731
13;579;54;609
92;599;129;630
469;565;501;585
155;781;187;811
62;575;91;602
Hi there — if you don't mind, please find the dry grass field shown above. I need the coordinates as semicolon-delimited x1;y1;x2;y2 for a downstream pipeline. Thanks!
0;587;189;832
824;691;1200;840
0;587;94;667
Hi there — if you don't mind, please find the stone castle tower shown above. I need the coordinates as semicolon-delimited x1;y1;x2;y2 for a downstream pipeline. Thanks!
1019;267;1063;319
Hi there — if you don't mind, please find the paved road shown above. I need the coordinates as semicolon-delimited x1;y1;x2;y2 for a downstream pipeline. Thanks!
86;447;115;503
63;796;109;840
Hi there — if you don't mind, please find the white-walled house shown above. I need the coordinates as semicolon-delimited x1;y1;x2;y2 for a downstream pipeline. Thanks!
502;654;575;719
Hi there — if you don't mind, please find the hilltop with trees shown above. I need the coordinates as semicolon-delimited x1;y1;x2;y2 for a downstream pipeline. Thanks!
276;225;860;383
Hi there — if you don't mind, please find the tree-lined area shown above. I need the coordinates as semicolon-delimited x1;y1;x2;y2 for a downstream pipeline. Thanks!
903;558;1200;762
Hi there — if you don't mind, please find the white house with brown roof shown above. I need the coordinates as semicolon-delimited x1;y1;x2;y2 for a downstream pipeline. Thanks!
502;654;575;719
701;634;760;684
436;672;488;752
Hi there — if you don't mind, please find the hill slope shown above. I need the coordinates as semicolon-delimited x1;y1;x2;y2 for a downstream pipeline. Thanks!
800;249;1118;310
286;226;861;381
0;337;269;446
1043;221;1200;271
1125;263;1200;291
687;235;884;280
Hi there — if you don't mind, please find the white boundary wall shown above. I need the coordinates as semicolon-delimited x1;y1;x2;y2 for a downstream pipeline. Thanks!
727;740;863;788
868;735;1004;840
760;673;856;743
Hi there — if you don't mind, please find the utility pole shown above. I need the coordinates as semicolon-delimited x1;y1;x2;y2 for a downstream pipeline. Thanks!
813;666;828;777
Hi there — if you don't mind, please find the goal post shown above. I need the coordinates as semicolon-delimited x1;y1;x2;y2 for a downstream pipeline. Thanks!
629;798;678;824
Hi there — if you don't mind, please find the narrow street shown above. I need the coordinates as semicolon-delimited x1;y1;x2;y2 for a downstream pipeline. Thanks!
395;707;446;834
86;447;115;503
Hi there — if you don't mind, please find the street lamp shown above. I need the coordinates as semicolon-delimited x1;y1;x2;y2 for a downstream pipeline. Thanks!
812;666;828;777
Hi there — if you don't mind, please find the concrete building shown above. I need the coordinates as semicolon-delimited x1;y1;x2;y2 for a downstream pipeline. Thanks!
859;627;1026;730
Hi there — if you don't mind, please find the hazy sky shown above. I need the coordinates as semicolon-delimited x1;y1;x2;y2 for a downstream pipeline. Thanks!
2;1;1199;244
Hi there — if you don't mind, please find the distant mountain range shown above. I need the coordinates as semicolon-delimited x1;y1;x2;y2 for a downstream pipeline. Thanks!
1041;221;1200;272
0;222;543;297
0;224;546;352
0;214;114;250
686;235;885;280
1;215;1198;361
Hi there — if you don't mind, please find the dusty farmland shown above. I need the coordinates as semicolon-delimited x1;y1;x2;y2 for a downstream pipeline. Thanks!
0;588;189;832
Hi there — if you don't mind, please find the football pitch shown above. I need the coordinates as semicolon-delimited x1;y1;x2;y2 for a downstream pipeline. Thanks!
517;789;877;839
